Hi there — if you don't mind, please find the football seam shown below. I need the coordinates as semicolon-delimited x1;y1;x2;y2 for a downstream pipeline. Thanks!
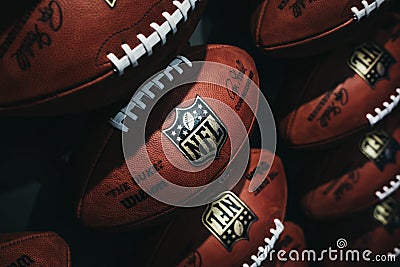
95;0;165;66
0;232;56;249
255;0;270;46
286;122;368;149
109;44;255;132
76;128;115;220
388;243;400;257
284;59;321;146
243;218;285;267
272;155;288;217
106;0;202;76
257;19;353;51
366;88;400;127
0;68;112;110
375;174;400;201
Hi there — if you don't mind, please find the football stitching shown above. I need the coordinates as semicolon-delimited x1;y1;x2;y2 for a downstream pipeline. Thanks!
351;0;387;21
0;232;54;249
243;218;285;267
375;175;400;201
107;0;201;76
109;55;192;132
388;243;400;258
366;88;400;127
95;0;164;66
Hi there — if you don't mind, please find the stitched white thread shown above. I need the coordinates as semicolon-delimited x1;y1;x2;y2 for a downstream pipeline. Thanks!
351;0;386;21
388;245;400;258
107;0;199;76
366;88;400;127
110;55;192;132
243;219;285;267
375;175;400;201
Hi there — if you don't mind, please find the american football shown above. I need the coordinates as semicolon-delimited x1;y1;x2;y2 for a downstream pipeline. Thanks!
277;13;400;148
141;149;287;267
1;0;399;266
301;110;400;219
0;232;70;267
317;190;400;267
251;0;390;56
0;0;206;115
75;44;260;231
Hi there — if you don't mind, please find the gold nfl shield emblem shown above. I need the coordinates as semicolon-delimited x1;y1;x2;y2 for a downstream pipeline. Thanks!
163;96;227;166
202;191;257;251
347;42;395;89
373;197;400;229
360;130;400;171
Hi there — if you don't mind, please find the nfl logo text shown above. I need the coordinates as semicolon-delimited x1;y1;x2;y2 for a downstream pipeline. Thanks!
163;96;227;166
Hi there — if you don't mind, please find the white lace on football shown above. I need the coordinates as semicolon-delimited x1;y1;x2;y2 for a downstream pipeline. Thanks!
107;0;199;76
366;88;400;127
388;244;400;258
243;219;284;267
351;0;386;21
375;175;400;201
110;55;192;132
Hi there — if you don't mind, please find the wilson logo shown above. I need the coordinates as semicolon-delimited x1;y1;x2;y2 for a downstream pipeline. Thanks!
7;254;35;267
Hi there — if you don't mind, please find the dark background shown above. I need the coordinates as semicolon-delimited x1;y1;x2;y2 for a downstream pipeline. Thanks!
0;0;398;266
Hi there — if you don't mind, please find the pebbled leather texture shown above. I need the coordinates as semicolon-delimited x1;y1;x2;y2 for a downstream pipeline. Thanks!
0;0;206;115
0;232;70;267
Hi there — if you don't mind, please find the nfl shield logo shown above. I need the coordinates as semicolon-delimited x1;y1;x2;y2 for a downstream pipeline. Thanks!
202;191;257;251
373;197;400;229
347;42;395;89
163;96;228;166
360;130;400;171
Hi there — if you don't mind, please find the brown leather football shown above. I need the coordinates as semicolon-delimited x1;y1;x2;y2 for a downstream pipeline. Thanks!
140;149;287;267
0;0;206;115
75;44;260;231
251;0;390;56
318;191;400;267
0;232;70;267
301;110;400;220
277;13;400;149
